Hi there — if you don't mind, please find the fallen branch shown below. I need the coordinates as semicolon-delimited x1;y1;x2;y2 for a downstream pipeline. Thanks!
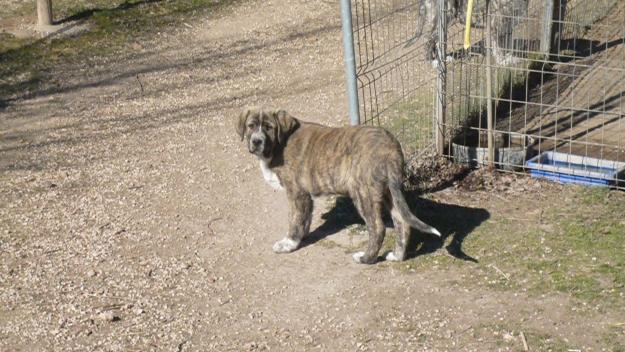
520;331;529;351
136;75;144;95
207;217;223;235
488;264;510;281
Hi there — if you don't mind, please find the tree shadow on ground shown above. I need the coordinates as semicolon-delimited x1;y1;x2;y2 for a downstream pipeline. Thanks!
57;0;163;24
0;20;338;111
302;192;489;263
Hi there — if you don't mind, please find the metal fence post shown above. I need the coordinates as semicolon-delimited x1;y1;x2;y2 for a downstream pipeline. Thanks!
340;0;361;126
435;0;447;154
486;0;495;169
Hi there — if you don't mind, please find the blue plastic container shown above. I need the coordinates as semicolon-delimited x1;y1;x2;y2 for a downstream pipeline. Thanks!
526;151;625;187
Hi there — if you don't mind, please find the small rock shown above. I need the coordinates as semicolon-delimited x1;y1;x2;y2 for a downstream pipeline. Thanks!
133;307;144;315
87;270;96;277
97;311;119;322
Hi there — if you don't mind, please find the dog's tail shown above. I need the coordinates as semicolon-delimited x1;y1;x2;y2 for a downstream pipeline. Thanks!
388;181;442;237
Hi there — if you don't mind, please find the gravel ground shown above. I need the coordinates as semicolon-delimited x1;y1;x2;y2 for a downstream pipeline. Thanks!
1;1;624;351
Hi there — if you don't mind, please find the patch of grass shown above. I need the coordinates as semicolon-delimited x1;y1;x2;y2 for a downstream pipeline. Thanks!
316;239;340;250
551;272;602;300
596;263;625;288
459;187;625;306
521;224;624;302
579;186;611;205
344;224;367;252
403;185;625;313
380;92;435;152
417;334;427;343
381;230;396;253
392;251;456;274
525;330;570;352
0;0;237;101
467;323;571;351
6;0;100;20
602;325;625;351
0;33;28;53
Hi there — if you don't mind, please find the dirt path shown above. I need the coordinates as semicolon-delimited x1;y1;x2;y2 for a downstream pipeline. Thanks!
1;1;624;351
503;1;625;162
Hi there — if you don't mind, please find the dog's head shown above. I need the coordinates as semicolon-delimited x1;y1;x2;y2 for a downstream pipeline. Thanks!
236;109;299;159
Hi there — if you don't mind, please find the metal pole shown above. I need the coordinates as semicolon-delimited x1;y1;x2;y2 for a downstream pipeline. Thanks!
485;0;495;169
435;0;447;154
340;0;360;126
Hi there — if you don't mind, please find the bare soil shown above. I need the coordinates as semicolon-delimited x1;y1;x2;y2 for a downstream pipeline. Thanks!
1;1;624;351
499;1;625;162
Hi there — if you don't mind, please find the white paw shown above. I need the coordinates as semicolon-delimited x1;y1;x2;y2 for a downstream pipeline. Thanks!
272;237;299;253
385;251;401;262
352;251;365;263
431;59;438;69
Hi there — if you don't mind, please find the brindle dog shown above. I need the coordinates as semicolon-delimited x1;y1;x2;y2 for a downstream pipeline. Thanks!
236;109;441;264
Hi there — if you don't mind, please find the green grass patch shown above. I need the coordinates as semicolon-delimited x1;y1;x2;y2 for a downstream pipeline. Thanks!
379;92;435;152
602;325;625;351
524;330;570;352
0;33;28;52
468;323;571;351
316;238;341;250
0;0;237;101
394;186;625;311
461;187;625;306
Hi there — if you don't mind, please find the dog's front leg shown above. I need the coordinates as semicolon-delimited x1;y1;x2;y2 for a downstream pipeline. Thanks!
273;192;313;253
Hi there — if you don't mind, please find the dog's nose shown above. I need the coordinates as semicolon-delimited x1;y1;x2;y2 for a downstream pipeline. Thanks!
252;138;262;147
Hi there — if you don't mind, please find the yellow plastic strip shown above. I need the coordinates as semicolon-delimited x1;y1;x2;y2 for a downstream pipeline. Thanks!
464;0;475;50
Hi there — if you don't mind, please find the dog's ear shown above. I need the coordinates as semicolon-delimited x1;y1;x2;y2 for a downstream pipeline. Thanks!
273;110;299;145
236;109;252;141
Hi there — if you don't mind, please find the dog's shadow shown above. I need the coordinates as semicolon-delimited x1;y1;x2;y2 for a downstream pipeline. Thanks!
301;191;490;262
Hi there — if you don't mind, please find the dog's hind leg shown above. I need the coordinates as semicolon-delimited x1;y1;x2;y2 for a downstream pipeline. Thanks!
383;193;409;262
352;191;386;264
273;192;313;253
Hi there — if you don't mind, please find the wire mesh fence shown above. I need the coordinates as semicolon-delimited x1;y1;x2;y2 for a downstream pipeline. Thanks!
351;0;625;188
352;0;437;155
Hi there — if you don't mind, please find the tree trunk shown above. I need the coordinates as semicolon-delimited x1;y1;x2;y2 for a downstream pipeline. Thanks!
37;0;53;26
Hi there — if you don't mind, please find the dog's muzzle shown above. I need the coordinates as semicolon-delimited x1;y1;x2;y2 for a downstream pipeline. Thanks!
248;133;266;156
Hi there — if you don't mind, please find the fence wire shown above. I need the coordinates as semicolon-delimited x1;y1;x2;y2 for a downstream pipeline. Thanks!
352;0;436;154
352;0;625;188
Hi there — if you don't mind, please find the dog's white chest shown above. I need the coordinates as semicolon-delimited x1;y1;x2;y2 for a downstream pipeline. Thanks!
259;160;284;191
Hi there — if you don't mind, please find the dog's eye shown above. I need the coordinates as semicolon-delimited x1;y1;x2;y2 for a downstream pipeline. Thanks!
247;123;256;129
263;124;273;130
